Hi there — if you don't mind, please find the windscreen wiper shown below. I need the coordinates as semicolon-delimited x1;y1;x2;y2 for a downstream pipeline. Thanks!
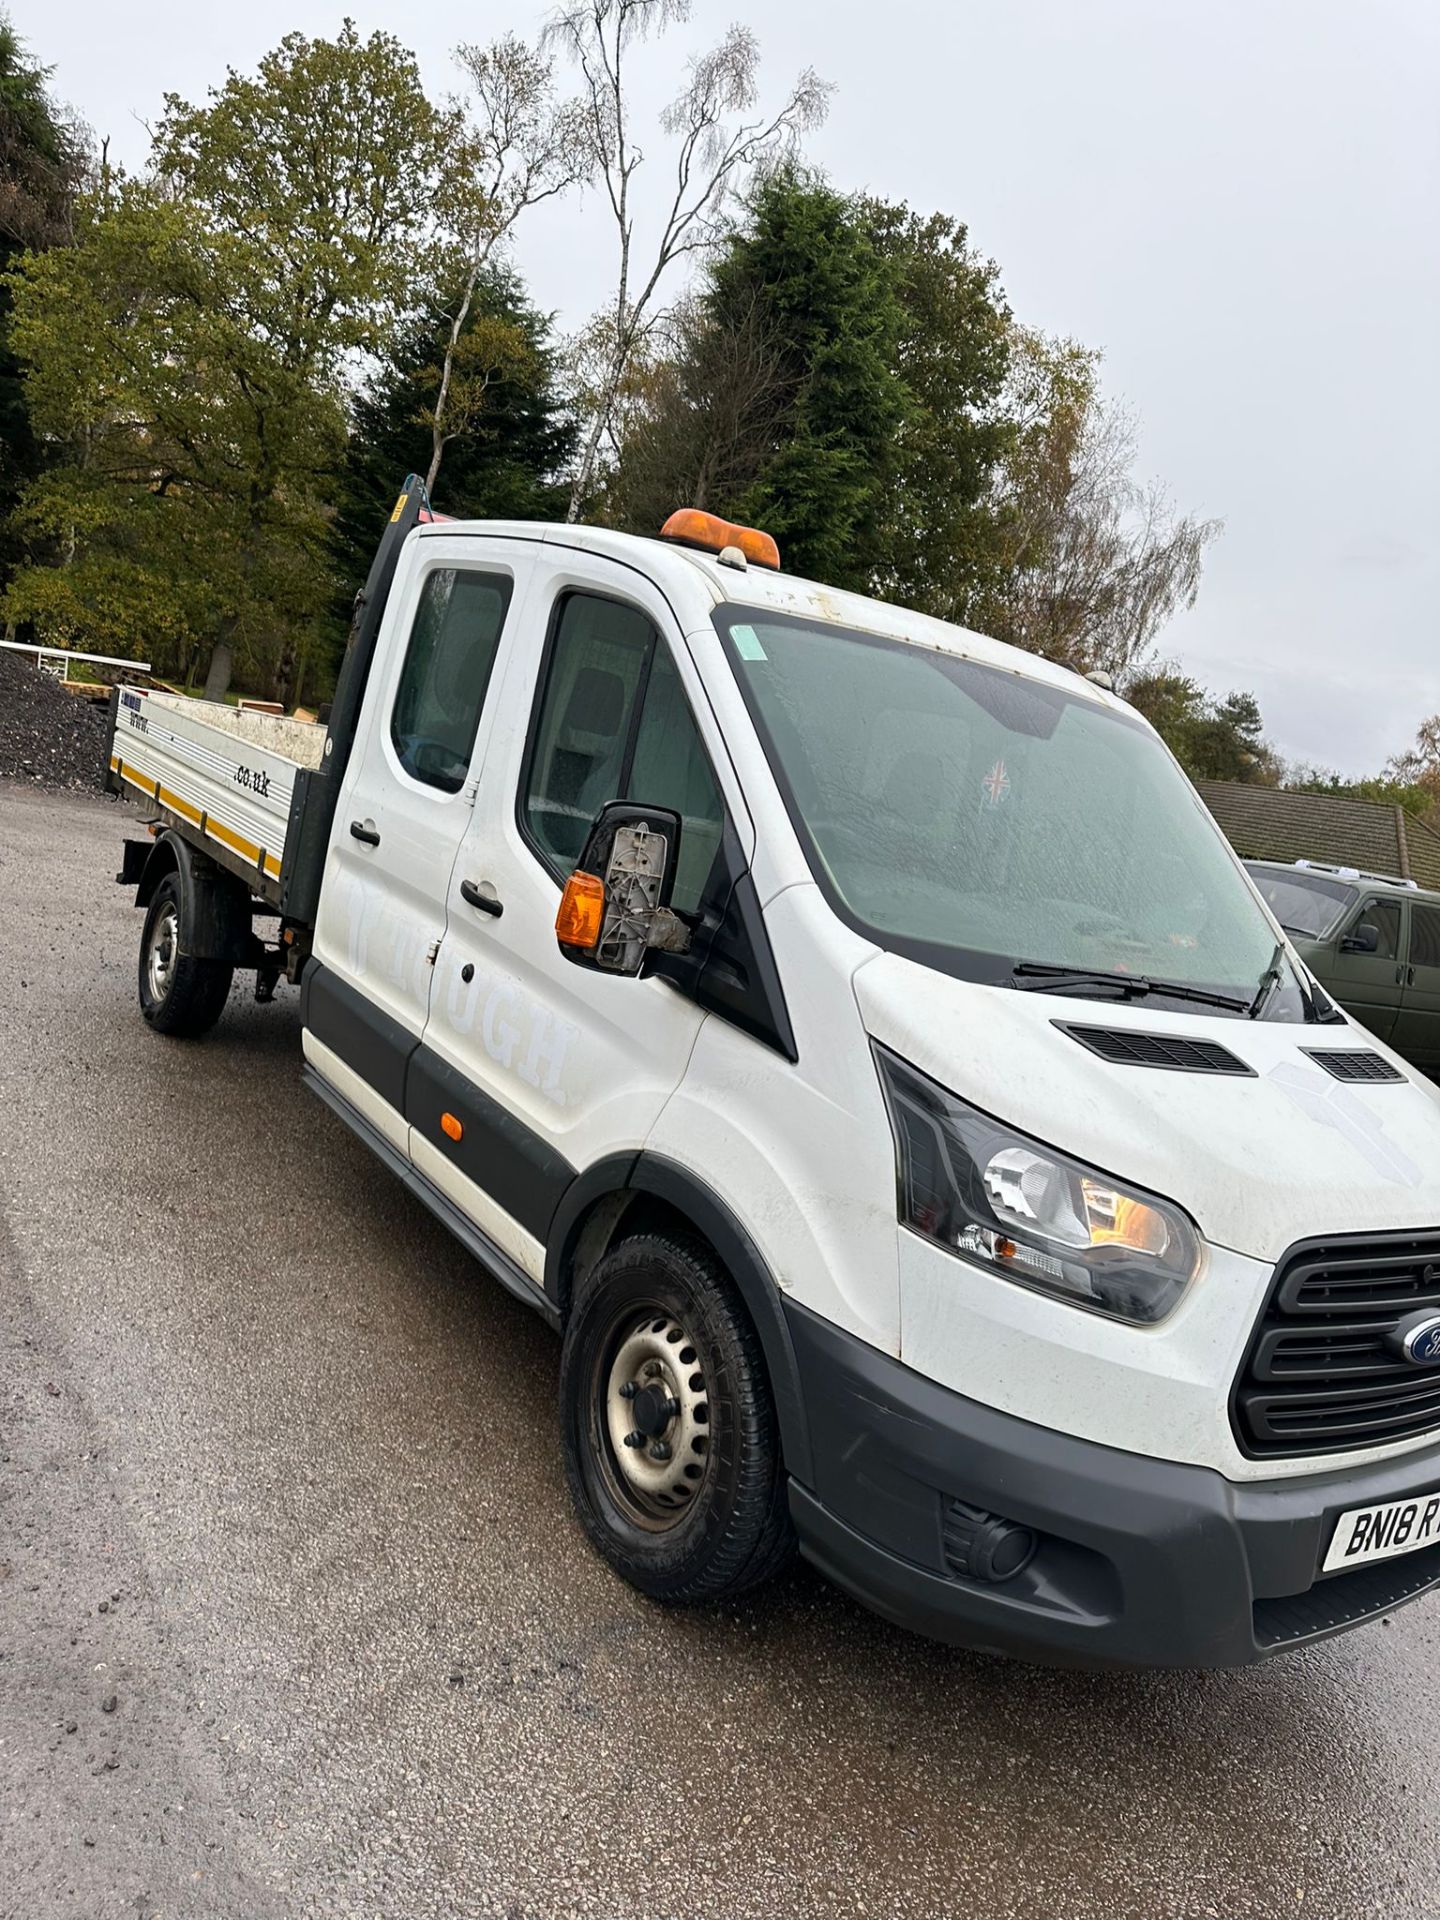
1248;942;1286;1020
1248;941;1344;1023
1011;962;1252;1014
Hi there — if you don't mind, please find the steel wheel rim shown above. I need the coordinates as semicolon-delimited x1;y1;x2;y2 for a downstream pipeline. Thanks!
147;904;179;1001
593;1302;714;1531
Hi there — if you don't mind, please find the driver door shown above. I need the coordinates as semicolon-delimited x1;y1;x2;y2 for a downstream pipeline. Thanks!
1326;894;1405;1043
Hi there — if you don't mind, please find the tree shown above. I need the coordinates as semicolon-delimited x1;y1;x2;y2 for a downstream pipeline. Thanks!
865;202;1014;622
1126;667;1279;784
712;171;908;588
5;25;453;700
548;0;828;518
604;281;788;531
423;34;586;494
0;14;87;590
1285;766;1437;822
331;265;577;604
1385;714;1440;822
6;182;347;696
972;329;1221;679
610;169;909;590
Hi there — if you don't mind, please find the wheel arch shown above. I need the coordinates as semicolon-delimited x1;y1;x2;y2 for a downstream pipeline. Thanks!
139;829;258;964
546;1152;814;1488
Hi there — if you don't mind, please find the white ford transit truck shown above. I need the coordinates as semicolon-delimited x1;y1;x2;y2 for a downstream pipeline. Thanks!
103;484;1440;1666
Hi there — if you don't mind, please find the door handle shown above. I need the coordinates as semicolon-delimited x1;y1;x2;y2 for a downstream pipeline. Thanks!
349;820;381;847
460;878;503;918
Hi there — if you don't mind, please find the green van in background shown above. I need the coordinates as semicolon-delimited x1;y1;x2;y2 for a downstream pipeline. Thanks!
1246;859;1440;1070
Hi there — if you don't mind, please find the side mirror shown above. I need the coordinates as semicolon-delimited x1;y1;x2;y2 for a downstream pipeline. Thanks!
1341;922;1380;955
554;801;691;975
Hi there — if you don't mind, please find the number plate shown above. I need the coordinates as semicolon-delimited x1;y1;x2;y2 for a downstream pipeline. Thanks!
1323;1490;1440;1573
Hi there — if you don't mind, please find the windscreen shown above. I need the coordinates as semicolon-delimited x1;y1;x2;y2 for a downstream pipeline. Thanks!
1245;867;1354;941
718;610;1284;996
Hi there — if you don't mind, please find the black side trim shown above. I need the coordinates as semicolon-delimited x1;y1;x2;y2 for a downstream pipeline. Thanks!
302;961;416;1115
406;1044;575;1244
543;1152;642;1305
303;1065;558;1330
545;1151;813;1486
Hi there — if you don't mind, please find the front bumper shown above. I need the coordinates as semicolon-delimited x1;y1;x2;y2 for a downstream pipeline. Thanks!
784;1301;1440;1667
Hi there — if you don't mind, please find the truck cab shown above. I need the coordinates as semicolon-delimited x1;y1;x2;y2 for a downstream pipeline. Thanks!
108;496;1440;1666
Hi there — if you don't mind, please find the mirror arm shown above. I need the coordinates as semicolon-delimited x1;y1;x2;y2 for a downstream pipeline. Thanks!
645;909;693;956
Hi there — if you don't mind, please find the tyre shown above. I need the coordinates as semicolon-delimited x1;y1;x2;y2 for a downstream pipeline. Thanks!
137;874;233;1037
560;1229;795;1605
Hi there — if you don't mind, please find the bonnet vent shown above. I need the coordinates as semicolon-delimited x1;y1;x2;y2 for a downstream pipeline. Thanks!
1302;1050;1406;1084
1059;1025;1254;1076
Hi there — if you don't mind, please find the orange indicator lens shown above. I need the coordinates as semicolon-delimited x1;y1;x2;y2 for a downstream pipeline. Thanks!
556;870;606;950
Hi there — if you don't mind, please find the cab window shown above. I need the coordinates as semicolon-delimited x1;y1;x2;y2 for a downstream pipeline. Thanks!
1411;904;1440;972
521;591;724;913
1352;899;1402;960
391;568;512;793
1247;867;1353;942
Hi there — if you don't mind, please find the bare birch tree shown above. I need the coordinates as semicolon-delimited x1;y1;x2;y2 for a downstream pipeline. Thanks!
547;0;829;519
975;327;1222;681
425;35;587;494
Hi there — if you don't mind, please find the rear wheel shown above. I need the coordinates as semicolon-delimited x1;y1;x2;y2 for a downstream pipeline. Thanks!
560;1230;794;1604
138;874;233;1037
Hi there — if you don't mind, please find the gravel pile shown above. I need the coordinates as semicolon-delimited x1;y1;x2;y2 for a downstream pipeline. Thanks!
0;649;110;794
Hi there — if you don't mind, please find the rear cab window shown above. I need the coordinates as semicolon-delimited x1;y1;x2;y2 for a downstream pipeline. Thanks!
391;568;513;793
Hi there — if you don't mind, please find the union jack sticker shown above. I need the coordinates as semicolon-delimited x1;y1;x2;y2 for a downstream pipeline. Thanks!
981;759;1011;808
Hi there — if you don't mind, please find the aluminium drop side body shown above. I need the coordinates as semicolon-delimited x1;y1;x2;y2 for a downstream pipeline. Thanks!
105;503;1440;1668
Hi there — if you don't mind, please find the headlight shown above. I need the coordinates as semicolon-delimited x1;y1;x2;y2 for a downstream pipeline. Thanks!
874;1044;1202;1325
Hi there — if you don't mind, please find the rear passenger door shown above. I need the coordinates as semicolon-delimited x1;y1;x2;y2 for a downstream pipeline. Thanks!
306;539;531;1150
1394;900;1440;1067
410;561;742;1285
1326;894;1405;1044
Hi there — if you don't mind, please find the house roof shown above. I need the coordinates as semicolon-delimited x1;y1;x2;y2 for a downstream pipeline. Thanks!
1197;780;1440;890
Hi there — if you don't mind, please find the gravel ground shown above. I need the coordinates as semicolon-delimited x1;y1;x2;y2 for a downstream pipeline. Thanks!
0;650;111;793
5;781;1440;1920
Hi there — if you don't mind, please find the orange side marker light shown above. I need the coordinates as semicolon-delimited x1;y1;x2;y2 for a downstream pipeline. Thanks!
441;1112;463;1142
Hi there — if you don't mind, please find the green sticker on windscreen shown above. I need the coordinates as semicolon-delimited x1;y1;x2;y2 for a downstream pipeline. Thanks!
731;623;767;662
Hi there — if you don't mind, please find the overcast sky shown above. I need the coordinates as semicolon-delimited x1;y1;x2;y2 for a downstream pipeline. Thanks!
26;0;1440;775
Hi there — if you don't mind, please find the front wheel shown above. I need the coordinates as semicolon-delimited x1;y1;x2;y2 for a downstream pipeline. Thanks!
559;1230;794;1605
138;874;233;1037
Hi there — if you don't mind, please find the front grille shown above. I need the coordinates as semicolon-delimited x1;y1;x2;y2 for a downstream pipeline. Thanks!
1060;1025;1253;1075
1234;1231;1440;1457
1303;1049;1406;1083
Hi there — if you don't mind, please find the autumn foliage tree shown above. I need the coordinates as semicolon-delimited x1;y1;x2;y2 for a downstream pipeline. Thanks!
5;25;465;698
969;329;1221;680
